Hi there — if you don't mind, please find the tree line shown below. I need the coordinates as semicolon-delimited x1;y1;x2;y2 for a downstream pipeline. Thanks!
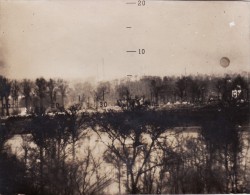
0;108;249;194
0;73;249;116
0;76;68;116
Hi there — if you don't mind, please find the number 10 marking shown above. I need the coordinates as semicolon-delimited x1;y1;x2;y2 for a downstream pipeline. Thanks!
139;49;145;54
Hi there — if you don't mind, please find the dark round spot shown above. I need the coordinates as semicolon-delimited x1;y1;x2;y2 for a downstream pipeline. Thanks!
220;57;230;68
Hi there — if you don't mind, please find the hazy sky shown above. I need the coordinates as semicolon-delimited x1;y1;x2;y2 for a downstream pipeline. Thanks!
0;0;249;81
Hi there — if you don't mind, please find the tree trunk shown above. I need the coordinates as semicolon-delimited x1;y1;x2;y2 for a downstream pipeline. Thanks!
72;137;76;163
12;98;15;110
57;137;61;162
40;97;43;114
118;160;121;194
1;97;4;116
23;147;28;167
25;97;29;111
130;170;138;194
62;96;64;108
16;98;19;111
131;183;138;194
39;146;44;194
5;97;9;116
224;144;230;193
126;163;130;192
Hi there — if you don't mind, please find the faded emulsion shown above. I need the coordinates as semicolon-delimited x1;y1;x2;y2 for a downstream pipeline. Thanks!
220;57;230;68
0;0;250;195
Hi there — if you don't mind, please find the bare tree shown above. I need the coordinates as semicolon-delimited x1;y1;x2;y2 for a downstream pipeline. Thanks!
72;147;112;195
94;81;111;109
0;76;11;116
21;79;33;113
93;110;174;194
35;77;47;114
47;78;57;108
116;85;130;100
175;77;186;102
65;104;90;162
57;79;68;108
73;82;95;108
11;80;20;111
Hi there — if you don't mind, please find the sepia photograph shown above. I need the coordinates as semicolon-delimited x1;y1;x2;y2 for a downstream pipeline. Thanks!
0;0;249;194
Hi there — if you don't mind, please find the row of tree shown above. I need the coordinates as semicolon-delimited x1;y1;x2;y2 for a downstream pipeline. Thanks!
0;108;249;194
0;76;68;116
0;73;249;116
72;74;249;109
0;105;111;195
114;74;249;105
92;110;250;194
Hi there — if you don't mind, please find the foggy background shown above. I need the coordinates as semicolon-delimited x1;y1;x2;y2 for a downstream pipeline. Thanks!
0;0;249;81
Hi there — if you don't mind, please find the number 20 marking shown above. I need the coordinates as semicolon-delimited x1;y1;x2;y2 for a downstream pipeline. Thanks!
138;0;145;6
